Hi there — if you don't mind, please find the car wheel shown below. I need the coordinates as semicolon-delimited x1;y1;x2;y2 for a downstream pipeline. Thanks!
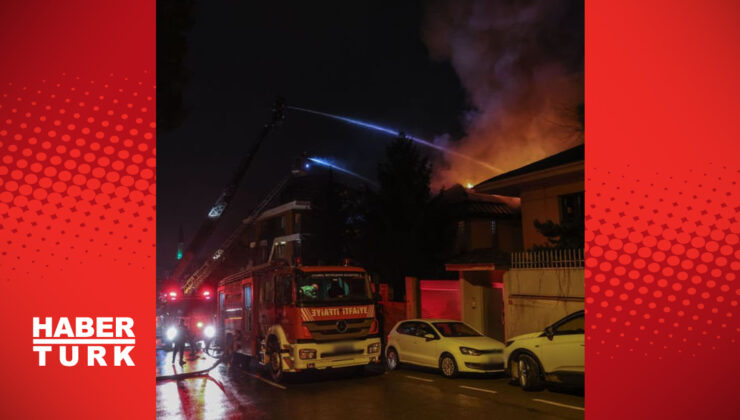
517;354;544;391
386;347;400;371
439;354;458;378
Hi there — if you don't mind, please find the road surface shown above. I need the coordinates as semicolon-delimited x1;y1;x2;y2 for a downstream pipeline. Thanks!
156;350;584;419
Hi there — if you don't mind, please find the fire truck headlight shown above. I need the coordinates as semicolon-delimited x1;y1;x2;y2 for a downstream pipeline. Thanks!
367;343;380;354
166;327;177;341
196;321;204;329
299;349;317;360
204;326;216;338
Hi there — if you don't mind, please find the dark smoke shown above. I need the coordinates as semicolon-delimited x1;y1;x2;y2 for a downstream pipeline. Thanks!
422;0;584;188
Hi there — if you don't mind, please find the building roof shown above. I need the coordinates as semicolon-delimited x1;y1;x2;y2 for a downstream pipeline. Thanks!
477;144;584;186
441;184;521;217
474;144;584;195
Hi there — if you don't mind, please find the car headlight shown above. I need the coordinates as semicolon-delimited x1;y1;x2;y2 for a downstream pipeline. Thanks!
166;327;177;341
459;347;482;356
505;340;514;347
204;325;216;338
367;342;380;354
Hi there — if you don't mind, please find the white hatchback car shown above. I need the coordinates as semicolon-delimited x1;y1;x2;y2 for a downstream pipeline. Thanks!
503;310;584;391
385;319;505;378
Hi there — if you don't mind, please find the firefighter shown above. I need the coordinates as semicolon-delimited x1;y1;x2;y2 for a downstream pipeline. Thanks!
328;278;345;298
172;319;189;365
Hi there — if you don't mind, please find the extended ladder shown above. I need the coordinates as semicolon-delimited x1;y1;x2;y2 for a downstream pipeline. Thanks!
182;175;291;294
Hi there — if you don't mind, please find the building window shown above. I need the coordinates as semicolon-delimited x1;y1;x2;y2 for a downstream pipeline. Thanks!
559;192;584;225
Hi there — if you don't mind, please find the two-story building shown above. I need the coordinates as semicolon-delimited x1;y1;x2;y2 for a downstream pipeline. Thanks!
186;164;355;293
474;144;585;339
475;144;584;249
434;144;585;340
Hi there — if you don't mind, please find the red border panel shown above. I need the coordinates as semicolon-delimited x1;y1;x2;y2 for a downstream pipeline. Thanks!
0;1;155;419
588;1;739;418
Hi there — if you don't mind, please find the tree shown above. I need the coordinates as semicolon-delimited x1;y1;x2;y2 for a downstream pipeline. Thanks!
360;137;428;298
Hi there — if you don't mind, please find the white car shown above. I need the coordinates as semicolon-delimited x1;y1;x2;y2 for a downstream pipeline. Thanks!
503;310;584;391
385;319;505;378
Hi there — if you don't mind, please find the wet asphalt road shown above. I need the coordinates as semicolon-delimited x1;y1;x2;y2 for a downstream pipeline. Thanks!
156;350;584;420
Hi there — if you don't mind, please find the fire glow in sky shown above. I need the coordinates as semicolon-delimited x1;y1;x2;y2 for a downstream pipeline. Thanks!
421;0;584;188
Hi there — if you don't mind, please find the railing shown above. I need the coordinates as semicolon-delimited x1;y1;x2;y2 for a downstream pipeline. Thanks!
510;248;584;269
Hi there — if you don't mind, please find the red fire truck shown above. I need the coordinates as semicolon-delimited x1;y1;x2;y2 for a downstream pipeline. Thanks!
158;289;218;351
217;261;382;381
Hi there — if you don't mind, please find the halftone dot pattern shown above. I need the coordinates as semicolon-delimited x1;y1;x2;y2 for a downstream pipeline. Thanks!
586;165;739;359
0;73;155;283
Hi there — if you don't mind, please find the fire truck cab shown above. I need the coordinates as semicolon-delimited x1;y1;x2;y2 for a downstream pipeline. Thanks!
217;261;382;381
158;291;217;350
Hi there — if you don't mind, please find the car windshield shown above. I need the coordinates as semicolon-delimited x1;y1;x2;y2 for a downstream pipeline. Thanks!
432;322;482;337
295;272;371;304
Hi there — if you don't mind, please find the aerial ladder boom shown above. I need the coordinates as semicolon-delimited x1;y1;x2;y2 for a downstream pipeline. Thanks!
182;174;291;294
170;97;286;285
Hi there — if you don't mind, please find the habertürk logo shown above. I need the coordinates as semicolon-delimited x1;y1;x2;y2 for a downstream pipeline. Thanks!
32;317;136;367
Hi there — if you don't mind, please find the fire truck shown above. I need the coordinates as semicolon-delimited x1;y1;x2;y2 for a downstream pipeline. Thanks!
217;260;382;382
158;289;218;351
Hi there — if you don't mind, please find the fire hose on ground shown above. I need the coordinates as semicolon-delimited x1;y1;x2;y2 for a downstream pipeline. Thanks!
155;345;225;382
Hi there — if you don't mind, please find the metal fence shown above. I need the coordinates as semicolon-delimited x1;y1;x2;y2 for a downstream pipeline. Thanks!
510;248;584;269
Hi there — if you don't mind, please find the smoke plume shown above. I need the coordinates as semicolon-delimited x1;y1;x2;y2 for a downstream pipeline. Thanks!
422;0;584;189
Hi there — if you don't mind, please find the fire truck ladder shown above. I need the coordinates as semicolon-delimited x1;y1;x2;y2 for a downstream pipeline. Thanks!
169;97;286;284
182;174;291;294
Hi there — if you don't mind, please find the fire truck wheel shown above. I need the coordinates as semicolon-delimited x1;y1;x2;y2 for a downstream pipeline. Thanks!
268;341;283;382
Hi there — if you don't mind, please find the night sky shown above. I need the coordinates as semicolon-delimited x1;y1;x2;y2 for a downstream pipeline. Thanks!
157;1;468;276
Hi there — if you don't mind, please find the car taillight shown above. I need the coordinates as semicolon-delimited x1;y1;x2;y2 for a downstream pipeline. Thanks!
369;320;378;334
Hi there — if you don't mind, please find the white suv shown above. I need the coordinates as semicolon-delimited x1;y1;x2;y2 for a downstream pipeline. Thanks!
503;310;584;391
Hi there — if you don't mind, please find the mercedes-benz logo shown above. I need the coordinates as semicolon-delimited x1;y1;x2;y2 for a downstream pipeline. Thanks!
336;320;348;333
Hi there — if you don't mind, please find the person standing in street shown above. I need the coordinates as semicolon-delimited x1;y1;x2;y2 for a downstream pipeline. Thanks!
172;318;188;365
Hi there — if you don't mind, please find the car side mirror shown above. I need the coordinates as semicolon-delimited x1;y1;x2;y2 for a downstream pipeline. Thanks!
544;326;554;341
424;333;436;341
